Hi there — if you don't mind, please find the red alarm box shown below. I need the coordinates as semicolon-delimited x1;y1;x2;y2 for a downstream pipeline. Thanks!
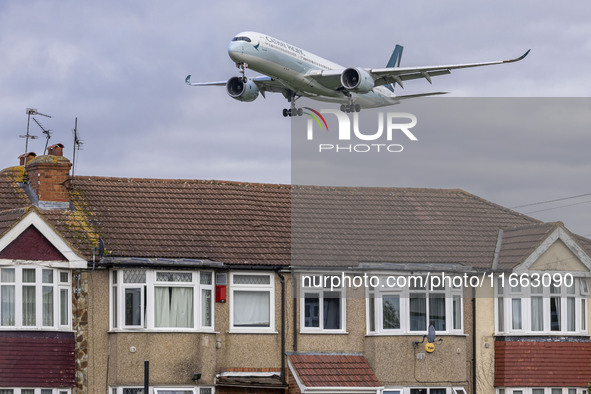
215;285;226;303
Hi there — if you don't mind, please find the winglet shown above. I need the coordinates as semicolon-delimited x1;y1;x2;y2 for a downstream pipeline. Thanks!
185;75;191;85
504;49;531;63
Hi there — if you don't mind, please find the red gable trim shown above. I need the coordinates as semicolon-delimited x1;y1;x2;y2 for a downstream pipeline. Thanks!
288;354;381;388
0;225;67;261
0;331;75;387
494;340;591;387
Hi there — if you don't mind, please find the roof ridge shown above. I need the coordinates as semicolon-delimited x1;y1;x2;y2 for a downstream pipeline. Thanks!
455;189;541;225
72;175;291;189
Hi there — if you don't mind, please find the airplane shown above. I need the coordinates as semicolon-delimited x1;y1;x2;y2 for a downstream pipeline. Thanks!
185;31;530;117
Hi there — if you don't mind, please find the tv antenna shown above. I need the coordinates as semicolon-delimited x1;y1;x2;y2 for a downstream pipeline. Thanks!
32;117;52;155
20;108;51;182
71;117;83;178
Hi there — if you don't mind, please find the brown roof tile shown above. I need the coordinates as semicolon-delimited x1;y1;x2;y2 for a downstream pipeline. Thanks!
1;169;589;268
289;354;380;388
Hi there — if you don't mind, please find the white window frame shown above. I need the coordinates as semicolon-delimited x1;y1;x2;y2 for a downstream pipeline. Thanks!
0;266;71;331
367;276;464;335
110;385;215;394
0;388;71;394
110;269;215;332
495;278;588;335
496;388;587;394
300;274;346;333
229;272;275;333
386;387;466;394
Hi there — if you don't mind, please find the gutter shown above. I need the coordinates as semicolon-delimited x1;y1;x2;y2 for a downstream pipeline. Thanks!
291;266;298;351
276;269;287;389
472;286;476;394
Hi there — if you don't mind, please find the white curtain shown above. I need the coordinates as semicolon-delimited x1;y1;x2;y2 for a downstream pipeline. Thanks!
567;297;575;331
511;298;522;330
202;289;212;327
42;286;54;326
234;290;270;327
60;288;69;326
155;287;194;328
531;297;543;331
1;285;15;326
22;286;36;326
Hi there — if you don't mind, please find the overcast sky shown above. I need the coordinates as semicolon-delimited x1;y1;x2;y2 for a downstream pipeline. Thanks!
1;0;590;236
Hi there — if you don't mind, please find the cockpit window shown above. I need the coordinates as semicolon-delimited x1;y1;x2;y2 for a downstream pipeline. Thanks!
232;36;251;42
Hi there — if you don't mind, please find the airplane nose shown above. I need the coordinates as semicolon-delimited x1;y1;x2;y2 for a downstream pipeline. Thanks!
228;41;243;62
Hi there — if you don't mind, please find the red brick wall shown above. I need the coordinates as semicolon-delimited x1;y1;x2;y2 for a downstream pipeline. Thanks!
26;157;71;203
286;367;301;394
0;331;76;387
495;340;591;387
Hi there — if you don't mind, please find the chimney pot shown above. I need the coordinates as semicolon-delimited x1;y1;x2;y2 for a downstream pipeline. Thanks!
18;152;37;166
47;143;64;157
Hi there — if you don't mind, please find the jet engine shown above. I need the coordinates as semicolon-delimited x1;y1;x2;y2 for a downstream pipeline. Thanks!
341;67;374;93
226;76;259;102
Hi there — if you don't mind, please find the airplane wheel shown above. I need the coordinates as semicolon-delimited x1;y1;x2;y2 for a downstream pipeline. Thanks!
298;108;303;116
282;109;288;117
340;104;346;112
355;104;361;112
288;108;293;117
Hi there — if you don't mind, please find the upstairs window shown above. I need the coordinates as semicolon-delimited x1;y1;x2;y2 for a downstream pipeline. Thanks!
111;269;214;331
496;277;588;335
0;266;71;331
229;273;275;333
300;275;346;333
368;275;463;335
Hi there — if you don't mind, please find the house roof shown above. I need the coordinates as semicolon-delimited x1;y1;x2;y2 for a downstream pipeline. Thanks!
496;222;559;270
1;164;590;268
288;354;381;388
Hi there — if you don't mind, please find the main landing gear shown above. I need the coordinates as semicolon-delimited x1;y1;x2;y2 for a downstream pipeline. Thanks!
282;93;303;117
340;104;361;113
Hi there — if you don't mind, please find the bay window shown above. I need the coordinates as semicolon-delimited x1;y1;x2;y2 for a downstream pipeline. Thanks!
368;276;463;335
496;277;588;335
0;266;71;330
110;269;214;331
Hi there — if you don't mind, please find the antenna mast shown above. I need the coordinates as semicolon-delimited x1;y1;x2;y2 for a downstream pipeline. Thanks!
19;108;51;182
72;117;83;179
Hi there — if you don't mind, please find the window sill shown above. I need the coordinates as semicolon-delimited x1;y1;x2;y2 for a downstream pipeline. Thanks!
365;332;467;337
0;327;75;332
299;330;349;335
494;332;590;337
228;329;279;335
108;329;218;334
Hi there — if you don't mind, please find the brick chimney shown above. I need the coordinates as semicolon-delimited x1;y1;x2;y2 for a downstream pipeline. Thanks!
18;152;37;166
25;143;72;209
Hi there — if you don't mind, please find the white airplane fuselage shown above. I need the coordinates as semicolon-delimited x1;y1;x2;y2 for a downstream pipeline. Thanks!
227;31;398;108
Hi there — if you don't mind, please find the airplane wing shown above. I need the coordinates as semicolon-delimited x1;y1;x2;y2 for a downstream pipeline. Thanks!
185;75;293;99
306;49;530;90
185;75;226;86
370;49;530;89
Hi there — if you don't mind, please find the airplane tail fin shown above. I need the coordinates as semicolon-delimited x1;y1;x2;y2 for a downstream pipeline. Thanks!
385;44;403;92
